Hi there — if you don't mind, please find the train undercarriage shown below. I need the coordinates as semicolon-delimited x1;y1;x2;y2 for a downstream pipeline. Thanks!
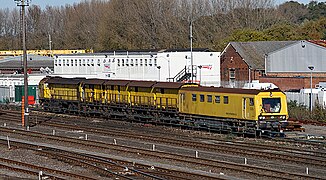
39;98;286;138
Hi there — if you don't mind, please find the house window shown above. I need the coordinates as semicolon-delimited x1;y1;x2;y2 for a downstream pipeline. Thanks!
145;59;147;66
207;95;212;103
118;59;120;66
200;94;205;102
229;69;235;79
215;96;220;103
224;96;229;104
192;94;197;101
122;59;124;66
135;59;138;66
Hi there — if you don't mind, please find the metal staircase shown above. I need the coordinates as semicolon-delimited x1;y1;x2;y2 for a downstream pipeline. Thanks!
170;66;197;82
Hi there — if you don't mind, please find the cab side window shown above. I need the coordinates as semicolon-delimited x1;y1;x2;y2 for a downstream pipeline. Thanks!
215;96;220;103
224;96;229;104
200;94;205;102
207;95;212;103
250;98;254;106
192;94;197;101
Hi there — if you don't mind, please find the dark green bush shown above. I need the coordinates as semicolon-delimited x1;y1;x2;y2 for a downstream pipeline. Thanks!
288;100;326;122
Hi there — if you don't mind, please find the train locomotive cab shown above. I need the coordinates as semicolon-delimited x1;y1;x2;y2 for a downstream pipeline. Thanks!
256;90;288;130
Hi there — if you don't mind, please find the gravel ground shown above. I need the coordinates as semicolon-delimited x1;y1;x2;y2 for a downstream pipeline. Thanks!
303;124;326;136
0;145;109;180
0;111;325;179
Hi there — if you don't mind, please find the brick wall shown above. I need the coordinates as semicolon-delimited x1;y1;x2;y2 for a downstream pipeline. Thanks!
220;45;262;87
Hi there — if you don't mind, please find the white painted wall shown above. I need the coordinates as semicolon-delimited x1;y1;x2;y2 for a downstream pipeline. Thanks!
54;51;221;86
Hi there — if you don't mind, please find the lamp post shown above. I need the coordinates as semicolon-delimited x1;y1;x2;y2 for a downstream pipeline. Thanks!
166;55;170;82
248;65;251;89
49;34;52;56
15;0;30;128
190;21;194;83
308;65;314;112
198;65;202;85
157;55;171;81
157;66;161;81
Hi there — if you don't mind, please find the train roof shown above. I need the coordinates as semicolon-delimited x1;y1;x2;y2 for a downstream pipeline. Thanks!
128;81;156;88
82;79;106;85
46;77;83;85
153;82;185;89
180;86;283;95
103;79;131;86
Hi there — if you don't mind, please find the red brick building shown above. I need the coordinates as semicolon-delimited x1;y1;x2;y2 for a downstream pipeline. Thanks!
220;41;326;91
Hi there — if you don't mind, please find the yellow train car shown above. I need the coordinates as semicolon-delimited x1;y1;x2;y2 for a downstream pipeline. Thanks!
38;77;83;113
103;80;130;104
179;87;288;121
128;81;156;107
153;82;185;109
0;49;93;57
44;77;83;101
82;79;106;103
39;77;51;100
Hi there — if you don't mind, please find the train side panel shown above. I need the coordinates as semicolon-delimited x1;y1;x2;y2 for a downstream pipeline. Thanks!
179;87;288;122
179;89;257;120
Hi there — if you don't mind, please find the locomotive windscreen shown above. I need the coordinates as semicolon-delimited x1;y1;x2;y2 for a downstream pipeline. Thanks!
262;98;281;113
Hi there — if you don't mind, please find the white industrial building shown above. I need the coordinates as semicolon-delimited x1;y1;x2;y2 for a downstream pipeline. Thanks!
54;49;221;86
0;74;46;103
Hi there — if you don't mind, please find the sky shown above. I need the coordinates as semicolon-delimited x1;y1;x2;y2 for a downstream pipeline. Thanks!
1;0;325;9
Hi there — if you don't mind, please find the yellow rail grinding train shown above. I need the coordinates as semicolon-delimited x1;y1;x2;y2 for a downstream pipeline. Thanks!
0;49;93;57
39;76;288;136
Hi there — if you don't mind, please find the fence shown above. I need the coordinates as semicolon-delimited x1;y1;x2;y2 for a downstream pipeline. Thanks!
285;92;320;108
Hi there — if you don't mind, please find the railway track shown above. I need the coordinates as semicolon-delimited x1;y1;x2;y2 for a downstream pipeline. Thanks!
1;108;326;179
0;121;324;179
2;110;326;167
0;153;94;180
0;133;221;180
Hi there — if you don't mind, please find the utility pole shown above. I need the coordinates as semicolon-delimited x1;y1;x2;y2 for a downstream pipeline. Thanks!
49;34;52;56
189;0;194;83
15;0;30;128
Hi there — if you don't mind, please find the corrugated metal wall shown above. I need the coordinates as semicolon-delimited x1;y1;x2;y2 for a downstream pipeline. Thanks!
267;41;326;73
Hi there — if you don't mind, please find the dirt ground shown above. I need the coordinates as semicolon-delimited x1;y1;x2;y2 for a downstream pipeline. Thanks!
303;124;326;136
